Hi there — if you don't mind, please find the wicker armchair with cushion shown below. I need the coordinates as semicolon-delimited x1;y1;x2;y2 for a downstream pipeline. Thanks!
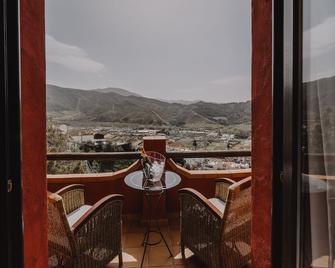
55;184;93;227
48;184;124;268
179;176;251;268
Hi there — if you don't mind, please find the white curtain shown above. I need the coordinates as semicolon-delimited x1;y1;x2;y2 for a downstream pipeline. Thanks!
317;79;335;267
303;0;335;265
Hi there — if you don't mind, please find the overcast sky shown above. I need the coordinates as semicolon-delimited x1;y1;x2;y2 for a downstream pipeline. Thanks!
46;0;251;103
303;0;335;82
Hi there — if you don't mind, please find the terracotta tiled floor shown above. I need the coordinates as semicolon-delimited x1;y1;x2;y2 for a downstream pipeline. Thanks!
108;214;251;268
108;214;205;268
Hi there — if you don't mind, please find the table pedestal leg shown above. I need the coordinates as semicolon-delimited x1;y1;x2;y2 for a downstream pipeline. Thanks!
140;191;173;268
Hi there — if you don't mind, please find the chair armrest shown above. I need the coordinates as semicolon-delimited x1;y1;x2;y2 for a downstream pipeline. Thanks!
229;176;252;192
179;188;223;219
178;188;223;265
72;194;124;232
214;177;236;184
214;178;235;202
72;194;124;264
56;184;85;214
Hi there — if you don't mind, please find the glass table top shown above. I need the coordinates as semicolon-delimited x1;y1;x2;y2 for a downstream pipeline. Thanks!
124;170;181;191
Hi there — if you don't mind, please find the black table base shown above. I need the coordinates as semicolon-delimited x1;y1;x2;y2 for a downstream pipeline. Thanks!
140;190;173;268
124;171;181;268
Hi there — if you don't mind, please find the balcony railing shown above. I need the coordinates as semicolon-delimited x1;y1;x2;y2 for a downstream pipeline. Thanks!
47;137;252;215
47;150;251;161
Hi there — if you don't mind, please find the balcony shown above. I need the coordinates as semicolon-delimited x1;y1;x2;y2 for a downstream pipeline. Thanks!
47;136;251;267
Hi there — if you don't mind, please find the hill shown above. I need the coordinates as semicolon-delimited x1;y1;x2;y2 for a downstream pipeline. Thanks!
47;84;251;127
92;87;142;97
303;75;335;122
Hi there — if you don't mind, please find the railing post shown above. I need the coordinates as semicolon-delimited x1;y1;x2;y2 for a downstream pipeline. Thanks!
143;136;167;156
142;136;168;223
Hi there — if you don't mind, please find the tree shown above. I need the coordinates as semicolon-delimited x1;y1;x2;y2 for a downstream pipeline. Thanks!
47;120;88;174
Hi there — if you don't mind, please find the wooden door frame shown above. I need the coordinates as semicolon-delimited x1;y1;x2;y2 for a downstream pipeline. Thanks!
17;0;278;266
0;0;24;267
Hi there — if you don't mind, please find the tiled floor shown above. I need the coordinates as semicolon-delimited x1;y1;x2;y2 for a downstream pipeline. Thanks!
109;214;252;268
108;214;205;268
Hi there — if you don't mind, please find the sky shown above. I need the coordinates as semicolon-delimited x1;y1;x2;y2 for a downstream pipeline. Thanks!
303;0;335;82
46;0;251;103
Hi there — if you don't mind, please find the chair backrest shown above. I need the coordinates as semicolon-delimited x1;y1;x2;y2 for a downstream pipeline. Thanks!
222;176;252;235
48;192;76;267
220;177;251;268
56;184;85;214
215;179;235;202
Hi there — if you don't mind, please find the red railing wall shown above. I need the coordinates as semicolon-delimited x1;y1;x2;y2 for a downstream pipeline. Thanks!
47;138;251;217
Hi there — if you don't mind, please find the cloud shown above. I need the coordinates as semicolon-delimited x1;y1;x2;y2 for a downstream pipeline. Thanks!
46;34;105;73
304;16;335;59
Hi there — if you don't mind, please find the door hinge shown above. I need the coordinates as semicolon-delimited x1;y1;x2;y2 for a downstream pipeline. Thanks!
7;178;13;193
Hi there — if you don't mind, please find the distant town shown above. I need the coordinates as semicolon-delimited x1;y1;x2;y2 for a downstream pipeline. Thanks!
53;124;251;172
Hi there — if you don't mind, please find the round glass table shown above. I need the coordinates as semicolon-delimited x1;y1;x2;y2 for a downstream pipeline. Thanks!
124;170;181;268
125;170;181;192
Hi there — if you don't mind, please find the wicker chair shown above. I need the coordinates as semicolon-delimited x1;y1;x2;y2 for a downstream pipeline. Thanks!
48;184;124;268
179;176;251;268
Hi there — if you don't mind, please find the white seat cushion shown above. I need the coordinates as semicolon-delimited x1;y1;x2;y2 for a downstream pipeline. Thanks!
67;205;92;227
208;198;226;213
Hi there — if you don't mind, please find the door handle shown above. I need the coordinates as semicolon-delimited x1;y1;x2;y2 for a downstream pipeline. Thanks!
7;178;13;192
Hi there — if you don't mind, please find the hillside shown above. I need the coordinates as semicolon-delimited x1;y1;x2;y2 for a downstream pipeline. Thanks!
92;87;141;97
303;75;335;121
47;84;251;127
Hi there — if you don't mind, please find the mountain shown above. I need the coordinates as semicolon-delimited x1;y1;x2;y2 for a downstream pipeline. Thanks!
92;87;142;97
47;84;251;127
158;99;201;105
303;75;335;121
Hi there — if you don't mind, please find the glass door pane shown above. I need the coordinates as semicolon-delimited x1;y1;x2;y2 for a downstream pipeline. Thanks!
302;0;335;267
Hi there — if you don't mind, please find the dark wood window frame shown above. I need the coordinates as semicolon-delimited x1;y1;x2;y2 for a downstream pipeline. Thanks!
0;0;23;267
272;0;304;267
